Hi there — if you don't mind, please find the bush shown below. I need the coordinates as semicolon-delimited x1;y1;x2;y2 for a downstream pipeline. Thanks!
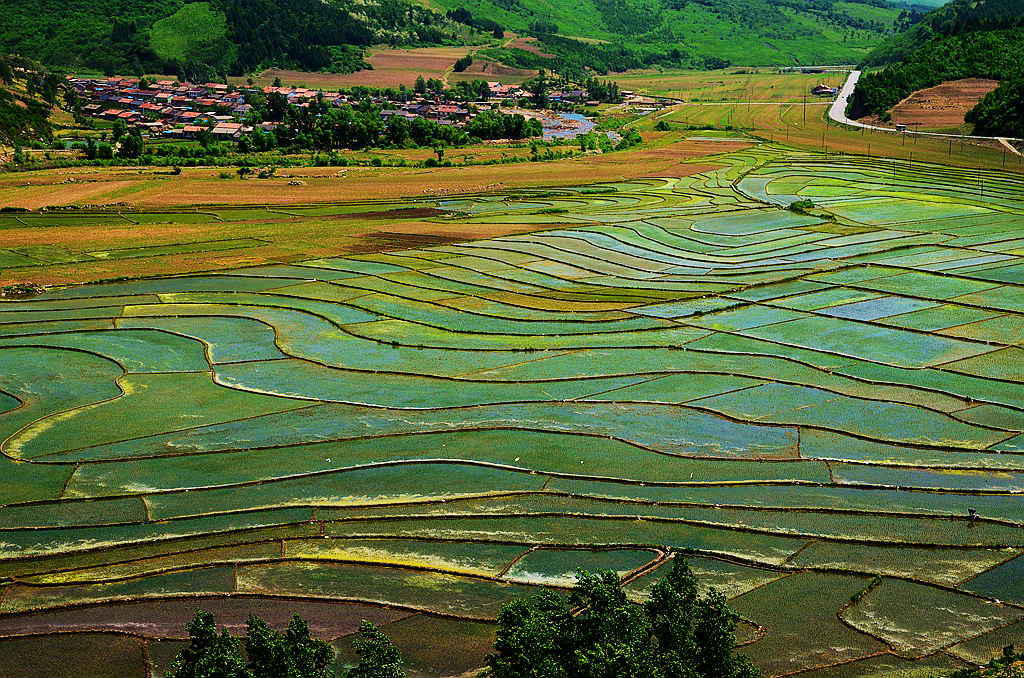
788;199;816;214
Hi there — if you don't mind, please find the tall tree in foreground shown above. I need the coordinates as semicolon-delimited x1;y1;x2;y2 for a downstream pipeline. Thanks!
246;614;334;678
487;555;758;678
345;620;406;678
166;610;250;678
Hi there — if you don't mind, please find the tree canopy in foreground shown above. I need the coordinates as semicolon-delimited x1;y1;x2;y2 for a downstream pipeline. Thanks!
488;555;759;678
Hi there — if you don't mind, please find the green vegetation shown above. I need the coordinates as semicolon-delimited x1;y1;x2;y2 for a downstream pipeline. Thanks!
861;0;1024;67
346;621;406;678
951;646;1024;678
849;26;1024;119
2;146;1024;676
489;557;757;678
0;0;478;80
850;0;1024;132
966;78;1024;137
2;0;906;80
0;55;68;145
167;610;334;678
149;3;236;79
437;0;904;69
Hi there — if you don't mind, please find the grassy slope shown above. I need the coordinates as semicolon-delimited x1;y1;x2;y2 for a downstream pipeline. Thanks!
149;2;229;63
427;0;903;65
0;84;53;146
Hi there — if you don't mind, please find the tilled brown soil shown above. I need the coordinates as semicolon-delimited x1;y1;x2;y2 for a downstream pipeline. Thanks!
889;78;1000;130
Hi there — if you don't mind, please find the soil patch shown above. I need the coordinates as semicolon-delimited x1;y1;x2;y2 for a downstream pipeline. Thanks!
508;37;555;58
0;597;410;641
890;78;999;130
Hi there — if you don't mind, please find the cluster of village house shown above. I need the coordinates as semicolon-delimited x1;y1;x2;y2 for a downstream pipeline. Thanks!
70;77;611;141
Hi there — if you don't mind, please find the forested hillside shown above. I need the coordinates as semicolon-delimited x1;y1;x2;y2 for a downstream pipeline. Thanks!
437;0;908;67
0;0;478;80
0;57;60;145
847;0;1024;132
1;0;914;78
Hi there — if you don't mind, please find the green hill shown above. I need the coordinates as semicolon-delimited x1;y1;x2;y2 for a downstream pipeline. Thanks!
0;57;59;146
848;0;1024;133
444;0;909;68
0;0;477;80
1;0;923;78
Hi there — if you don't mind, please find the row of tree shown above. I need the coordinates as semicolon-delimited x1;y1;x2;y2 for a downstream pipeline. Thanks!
167;556;757;678
233;93;543;154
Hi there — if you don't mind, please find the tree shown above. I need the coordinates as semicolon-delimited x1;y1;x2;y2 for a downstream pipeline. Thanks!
414;75;427;95
111;119;127;143
529;74;548;108
345;621;405;678
487;556;758;678
118;130;143;158
266;91;290;122
166;610;251;678
246;615;333;678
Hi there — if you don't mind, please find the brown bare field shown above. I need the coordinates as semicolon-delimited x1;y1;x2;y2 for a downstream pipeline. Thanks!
0;138;742;210
0;138;742;285
889;78;999;131
507;37;555;58
239;47;481;89
453;60;538;83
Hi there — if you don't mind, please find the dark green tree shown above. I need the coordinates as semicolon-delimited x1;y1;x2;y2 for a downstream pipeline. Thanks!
487;556;757;678
966;78;1024;137
111;119;127;143
118;129;143;158
529;73;548;108
246;614;333;678
414;75;427;95
166;610;251;678
345;620;405;678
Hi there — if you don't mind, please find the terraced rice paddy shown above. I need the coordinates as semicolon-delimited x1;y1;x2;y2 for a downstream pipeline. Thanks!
1;144;1024;676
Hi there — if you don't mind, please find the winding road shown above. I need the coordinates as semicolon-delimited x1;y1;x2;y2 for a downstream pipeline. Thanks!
829;70;1021;152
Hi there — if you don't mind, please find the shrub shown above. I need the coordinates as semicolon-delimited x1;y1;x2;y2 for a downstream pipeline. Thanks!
788;199;816;214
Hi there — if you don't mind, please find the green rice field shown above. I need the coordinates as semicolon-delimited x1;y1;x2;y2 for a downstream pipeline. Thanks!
2;144;1024;676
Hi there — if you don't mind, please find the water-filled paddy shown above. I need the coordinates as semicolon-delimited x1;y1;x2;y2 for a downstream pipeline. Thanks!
2;146;1023;675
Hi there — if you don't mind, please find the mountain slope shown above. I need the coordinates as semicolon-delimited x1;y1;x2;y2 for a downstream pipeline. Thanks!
848;0;1024;126
1;0;912;77
433;0;907;66
0;0;476;79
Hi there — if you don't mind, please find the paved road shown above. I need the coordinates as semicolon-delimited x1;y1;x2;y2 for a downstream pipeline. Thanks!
829;70;1022;150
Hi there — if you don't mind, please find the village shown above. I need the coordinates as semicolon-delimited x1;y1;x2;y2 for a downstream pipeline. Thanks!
69;76;658;142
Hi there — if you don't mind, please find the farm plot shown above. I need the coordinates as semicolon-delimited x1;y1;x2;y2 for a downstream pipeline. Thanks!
2;146;1024;677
